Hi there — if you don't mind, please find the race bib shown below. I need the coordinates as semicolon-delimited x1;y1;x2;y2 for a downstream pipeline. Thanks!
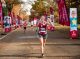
40;28;46;32
41;28;45;31
39;28;47;35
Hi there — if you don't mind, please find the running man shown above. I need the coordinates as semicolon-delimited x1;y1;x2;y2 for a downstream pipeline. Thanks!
37;15;48;57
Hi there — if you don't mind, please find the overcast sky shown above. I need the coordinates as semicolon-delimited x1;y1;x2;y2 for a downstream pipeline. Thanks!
20;0;37;15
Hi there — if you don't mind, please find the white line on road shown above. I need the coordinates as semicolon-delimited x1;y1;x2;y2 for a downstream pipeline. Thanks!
18;36;38;39
0;28;19;40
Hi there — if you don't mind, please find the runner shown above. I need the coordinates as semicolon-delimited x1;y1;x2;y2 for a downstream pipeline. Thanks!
23;20;27;33
37;15;48;57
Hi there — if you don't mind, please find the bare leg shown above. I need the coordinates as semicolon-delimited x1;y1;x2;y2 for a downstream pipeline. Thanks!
39;37;44;56
43;39;46;47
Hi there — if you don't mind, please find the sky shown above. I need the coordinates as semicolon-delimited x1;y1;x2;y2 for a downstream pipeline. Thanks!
20;0;37;15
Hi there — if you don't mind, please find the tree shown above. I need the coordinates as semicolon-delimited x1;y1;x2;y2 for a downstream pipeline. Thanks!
1;0;20;16
5;0;21;12
32;0;45;16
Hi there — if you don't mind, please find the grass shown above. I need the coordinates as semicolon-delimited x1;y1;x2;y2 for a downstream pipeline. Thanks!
78;24;80;30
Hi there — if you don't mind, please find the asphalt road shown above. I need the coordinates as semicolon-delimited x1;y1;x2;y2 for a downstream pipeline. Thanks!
0;27;80;59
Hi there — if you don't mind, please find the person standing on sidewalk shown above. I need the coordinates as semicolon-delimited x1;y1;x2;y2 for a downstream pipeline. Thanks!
37;15;48;57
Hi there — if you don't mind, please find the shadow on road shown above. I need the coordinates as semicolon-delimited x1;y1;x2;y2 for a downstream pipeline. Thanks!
0;54;80;59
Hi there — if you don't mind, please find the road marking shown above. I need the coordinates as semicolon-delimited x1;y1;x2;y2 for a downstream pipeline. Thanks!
18;36;38;39
0;28;19;40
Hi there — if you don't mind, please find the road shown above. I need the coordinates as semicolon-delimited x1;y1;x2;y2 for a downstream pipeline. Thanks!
0;27;80;59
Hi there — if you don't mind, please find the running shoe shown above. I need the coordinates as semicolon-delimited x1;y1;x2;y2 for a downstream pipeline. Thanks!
41;53;44;57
